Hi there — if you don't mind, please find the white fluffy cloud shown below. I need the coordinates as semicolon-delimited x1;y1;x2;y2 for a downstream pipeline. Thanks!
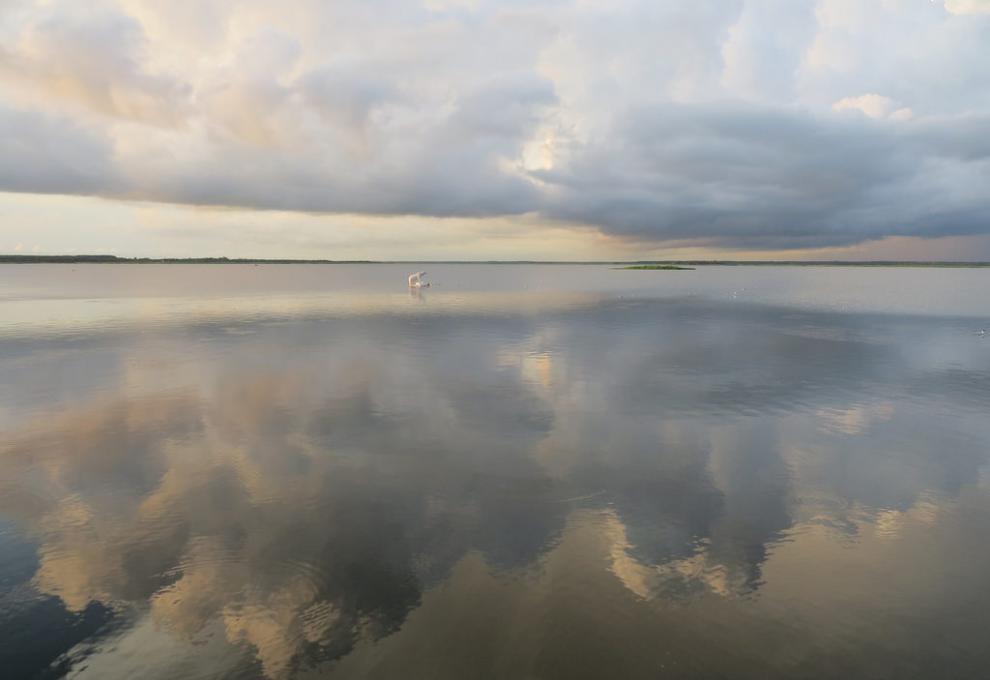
1;0;989;250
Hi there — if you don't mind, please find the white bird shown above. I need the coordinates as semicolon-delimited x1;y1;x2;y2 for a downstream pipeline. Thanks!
408;271;430;288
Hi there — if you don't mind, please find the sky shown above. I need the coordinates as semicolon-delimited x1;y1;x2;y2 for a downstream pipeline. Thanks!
1;0;989;260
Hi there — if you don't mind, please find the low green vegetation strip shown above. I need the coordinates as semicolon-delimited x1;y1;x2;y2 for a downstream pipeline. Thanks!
2;255;990;267
620;264;695;270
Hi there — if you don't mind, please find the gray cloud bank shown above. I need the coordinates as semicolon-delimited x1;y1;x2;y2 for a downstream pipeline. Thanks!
1;0;989;249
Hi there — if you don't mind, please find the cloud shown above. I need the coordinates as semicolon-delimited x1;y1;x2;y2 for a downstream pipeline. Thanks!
0;105;116;194
832;93;911;120
945;0;990;15
0;3;187;125
0;0;989;251
537;104;990;248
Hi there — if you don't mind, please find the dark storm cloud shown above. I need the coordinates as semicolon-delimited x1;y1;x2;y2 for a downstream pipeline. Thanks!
538;105;990;248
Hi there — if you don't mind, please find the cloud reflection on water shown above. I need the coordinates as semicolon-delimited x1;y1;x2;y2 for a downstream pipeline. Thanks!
1;294;990;678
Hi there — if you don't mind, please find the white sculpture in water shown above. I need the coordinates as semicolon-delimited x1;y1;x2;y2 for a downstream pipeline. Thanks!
408;271;430;288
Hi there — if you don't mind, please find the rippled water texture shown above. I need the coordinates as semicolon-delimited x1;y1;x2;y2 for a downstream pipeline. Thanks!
2;264;990;679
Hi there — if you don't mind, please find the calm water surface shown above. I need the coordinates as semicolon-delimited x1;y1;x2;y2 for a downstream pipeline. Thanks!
2;264;990;679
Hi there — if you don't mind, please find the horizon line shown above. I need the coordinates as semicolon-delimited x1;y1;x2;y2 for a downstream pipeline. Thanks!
2;254;990;267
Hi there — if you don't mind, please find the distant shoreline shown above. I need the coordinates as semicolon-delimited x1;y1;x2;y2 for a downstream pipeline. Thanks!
1;255;989;267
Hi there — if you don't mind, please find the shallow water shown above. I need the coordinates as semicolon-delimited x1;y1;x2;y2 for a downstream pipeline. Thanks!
2;264;990;679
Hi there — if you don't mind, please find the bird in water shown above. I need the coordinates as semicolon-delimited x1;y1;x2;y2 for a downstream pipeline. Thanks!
408;271;430;288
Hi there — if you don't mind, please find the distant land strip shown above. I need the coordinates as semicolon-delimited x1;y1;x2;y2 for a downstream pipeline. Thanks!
1;254;990;267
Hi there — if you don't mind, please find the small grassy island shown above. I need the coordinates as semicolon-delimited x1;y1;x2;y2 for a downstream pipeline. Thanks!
620;264;695;270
